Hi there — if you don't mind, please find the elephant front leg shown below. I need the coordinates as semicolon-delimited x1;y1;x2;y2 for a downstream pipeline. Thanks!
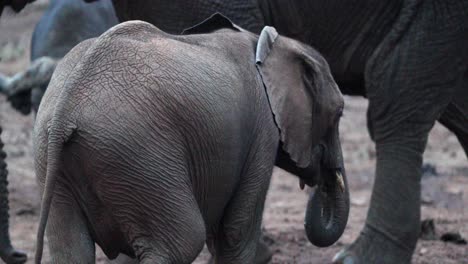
206;236;271;264
333;1;466;262
334;139;426;264
0;127;27;264
210;149;276;264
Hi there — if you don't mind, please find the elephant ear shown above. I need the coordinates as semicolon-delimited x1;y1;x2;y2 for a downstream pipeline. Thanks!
182;13;242;35
256;26;339;168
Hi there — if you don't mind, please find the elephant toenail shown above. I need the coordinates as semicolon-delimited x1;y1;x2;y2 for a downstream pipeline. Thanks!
332;249;356;264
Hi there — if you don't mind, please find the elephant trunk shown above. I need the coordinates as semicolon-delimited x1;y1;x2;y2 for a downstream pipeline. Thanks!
0;128;27;264
0;127;12;251
304;168;349;247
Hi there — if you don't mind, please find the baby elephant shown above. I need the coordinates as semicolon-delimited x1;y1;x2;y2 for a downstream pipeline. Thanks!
34;14;348;264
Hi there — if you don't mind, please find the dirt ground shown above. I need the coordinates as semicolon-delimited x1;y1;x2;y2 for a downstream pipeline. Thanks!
0;2;467;263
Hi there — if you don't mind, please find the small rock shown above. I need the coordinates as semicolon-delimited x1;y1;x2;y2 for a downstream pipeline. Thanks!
421;163;438;178
335;241;344;246
262;232;276;246
421;194;434;205
440;232;467;245
8;149;25;158
16;207;36;216
419;219;437;240
351;197;366;206
351;193;367;206
419;247;428;255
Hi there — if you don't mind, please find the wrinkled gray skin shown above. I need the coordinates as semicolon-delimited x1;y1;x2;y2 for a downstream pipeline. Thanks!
0;2;35;264
84;0;468;263
34;17;348;263
0;1;116;263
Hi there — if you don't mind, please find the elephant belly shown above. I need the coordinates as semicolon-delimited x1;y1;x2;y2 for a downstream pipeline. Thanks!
80;194;134;259
62;146;135;259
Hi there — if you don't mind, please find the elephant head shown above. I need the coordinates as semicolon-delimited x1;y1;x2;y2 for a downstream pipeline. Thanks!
256;27;349;247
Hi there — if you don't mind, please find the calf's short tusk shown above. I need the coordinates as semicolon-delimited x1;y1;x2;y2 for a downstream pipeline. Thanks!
336;171;345;193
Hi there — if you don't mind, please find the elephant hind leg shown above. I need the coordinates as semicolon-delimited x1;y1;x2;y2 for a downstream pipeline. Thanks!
129;203;206;264
45;186;95;263
106;171;206;264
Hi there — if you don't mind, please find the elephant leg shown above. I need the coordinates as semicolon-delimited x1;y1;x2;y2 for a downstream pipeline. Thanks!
334;1;466;263
334;136;428;264
108;254;138;264
251;238;272;264
130;203;206;264
209;149;275;264
104;169;205;264
0;127;27;264
206;236;271;264
46;189;95;263
438;74;468;158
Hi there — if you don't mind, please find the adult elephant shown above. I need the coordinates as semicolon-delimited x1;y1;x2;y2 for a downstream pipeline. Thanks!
84;0;468;263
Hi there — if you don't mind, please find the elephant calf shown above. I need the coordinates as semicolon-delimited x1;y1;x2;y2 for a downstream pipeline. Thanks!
34;14;349;264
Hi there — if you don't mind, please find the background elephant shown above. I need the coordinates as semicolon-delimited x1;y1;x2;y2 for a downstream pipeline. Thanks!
34;16;348;263
1;0;118;114
83;0;468;263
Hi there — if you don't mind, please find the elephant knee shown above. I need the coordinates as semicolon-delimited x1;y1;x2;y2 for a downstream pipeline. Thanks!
133;215;206;264
223;225;245;249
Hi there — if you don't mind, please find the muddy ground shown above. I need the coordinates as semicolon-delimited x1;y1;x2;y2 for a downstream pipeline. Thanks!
0;2;467;263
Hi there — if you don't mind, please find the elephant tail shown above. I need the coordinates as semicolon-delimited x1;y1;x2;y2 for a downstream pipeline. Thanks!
35;120;76;264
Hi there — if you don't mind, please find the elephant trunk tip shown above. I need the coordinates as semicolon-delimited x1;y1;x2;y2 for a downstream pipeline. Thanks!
304;170;350;247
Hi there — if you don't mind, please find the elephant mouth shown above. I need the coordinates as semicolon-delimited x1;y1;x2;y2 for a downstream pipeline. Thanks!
299;176;318;190
298;166;345;192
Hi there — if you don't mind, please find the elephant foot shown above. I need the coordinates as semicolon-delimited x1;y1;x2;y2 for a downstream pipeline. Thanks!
207;238;272;264
332;226;413;264
0;246;27;264
252;238;273;264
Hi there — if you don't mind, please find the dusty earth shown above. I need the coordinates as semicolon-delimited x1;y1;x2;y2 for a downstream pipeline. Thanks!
0;2;467;263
